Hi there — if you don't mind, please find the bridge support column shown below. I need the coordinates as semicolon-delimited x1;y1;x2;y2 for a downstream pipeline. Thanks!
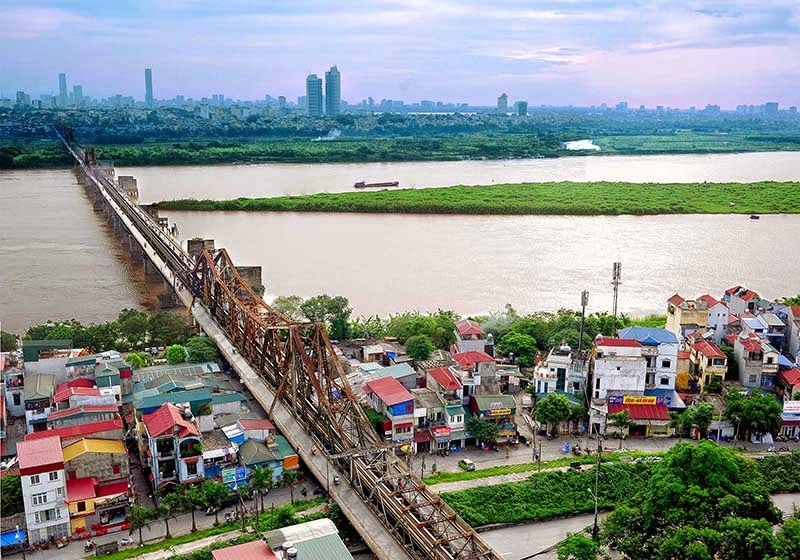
128;235;144;260
143;258;162;282
187;238;215;260
236;266;265;296
157;281;180;309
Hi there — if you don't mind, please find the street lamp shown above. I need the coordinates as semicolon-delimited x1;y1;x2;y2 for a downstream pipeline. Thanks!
587;488;599;541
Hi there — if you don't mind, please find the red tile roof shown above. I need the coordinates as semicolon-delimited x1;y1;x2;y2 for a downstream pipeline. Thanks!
608;403;670;421
687;332;703;340
26;417;123;441
364;376;413;406
780;369;800;387
17;436;63;471
48;405;118;421
725;285;742;295
668;294;685;306
740;290;759;301
595;338;641;348
740;338;763;352
53;386;101;403
677;351;690;360
428;367;463;391
693;340;726;359
790;306;800;318
142;403;200;438
55;378;95;395
452;351;494;369
697;294;719;307
67;477;99;502
96;480;129;498
212;540;278;560
237;419;275;431
455;319;484;336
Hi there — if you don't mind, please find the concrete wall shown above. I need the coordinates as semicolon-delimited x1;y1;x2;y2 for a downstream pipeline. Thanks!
707;303;729;345
65;451;129;482
594;358;646;399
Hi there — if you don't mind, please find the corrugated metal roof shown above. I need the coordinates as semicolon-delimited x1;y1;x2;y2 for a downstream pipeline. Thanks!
142;403;200;438
364;376;413;406
608;403;670;420
472;394;515;411
17;436;63;470
618;327;678;345
25;418;123;441
23;372;56;401
62;438;126;462
293;533;353;560
212;540;278;560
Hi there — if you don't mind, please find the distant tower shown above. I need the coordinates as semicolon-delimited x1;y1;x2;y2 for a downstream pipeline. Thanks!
145;68;153;107
497;93;508;113
72;85;83;106
306;74;323;117
58;73;68;107
517;100;528;116
278;95;287;115
611;262;622;335
325;65;341;116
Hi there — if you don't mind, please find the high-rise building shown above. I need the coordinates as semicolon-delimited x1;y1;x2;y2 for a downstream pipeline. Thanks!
497;93;508;113
764;102;779;115
325;65;341;115
517;101;528;116
145;68;153;107
278;95;287;115
306;74;323;117
73;85;83;106
58;73;67;107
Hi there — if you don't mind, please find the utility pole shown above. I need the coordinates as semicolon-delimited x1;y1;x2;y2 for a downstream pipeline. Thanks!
611;262;622;336
592;440;602;540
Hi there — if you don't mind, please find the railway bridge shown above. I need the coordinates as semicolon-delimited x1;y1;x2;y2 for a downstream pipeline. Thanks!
58;132;503;560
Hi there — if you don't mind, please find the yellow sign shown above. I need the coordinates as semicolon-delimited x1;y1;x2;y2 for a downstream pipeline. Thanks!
486;408;512;416
622;396;656;405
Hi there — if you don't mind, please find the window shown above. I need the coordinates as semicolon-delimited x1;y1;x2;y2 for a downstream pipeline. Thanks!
616;366;621;371
749;374;757;384
707;358;713;367
56;488;63;496
767;357;774;364
660;377;670;386
34;509;62;523
32;492;48;506
595;378;601;389
68;471;77;481
30;474;41;485
186;462;198;476
13;393;21;406
49;471;59;481
112;464;121;475
661;359;671;368
77;501;86;512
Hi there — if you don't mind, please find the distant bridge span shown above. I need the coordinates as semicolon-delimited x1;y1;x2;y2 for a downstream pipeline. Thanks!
59;132;503;560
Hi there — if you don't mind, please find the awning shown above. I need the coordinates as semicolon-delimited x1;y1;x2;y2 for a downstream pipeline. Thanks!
30;417;48;424
0;530;26;547
394;422;413;429
413;431;432;443
449;430;465;441
608;403;670;421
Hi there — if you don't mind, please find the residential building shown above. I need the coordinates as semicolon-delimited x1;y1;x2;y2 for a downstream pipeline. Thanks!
453;319;491;354
533;345;585;394
590;338;646;400
238;439;283;481
26;417;124;446
140;403;204;490
698;294;729;345
725;286;761;315
779;399;800;439
469;395;516;444
688;339;728;392
368;362;417;390
760;313;786;352
23;372;56;434
263;518;354;560
676;350;691;392
497;93;508;113
451;350;497;401
212;539;279;560
618;327;679;390
145;68;153;107
517;101;528;116
3;364;25;417
786;306;800;363
325;65;341;115
410;388;443;454
734;333;780;389
606;395;672;437
777;368;800;402
18;436;70;543
425;367;463;403
306;74;323;117
666;294;708;339
363;376;414;444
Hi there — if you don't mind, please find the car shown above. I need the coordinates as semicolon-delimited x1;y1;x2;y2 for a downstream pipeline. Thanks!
458;458;476;471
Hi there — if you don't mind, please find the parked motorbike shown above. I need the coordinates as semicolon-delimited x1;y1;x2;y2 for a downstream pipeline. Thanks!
84;540;96;552
333;476;341;486
118;538;135;547
572;445;582;456
205;506;217;516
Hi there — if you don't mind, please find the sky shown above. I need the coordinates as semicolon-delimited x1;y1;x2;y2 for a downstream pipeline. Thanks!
1;1;799;108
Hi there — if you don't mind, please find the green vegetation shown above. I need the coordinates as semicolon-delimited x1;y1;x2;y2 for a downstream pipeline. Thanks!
595;131;800;155
723;389;783;446
0;474;23;516
629;314;667;328
405;334;435;361
157;180;800;216
535;393;576;434
166;343;187;364
185;336;220;363
466;417;499;445
1;330;18;351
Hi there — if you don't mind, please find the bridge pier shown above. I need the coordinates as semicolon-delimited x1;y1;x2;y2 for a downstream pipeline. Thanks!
187;238;215;259
157;280;180;308
143;258;163;283
236;266;265;296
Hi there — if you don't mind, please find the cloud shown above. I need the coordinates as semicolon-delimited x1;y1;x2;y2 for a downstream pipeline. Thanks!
0;7;91;38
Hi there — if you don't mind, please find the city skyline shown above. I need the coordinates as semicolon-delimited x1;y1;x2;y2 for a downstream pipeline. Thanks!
1;1;799;107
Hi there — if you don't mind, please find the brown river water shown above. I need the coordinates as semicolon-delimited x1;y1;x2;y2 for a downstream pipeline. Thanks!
2;151;799;334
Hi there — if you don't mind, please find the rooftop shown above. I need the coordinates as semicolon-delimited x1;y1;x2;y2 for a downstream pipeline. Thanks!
618;326;678;345
693;340;726;359
23;372;55;401
25;417;123;441
212;540;278;560
472;394;515;411
595;337;641;348
452;351;494;369
17;436;63;470
364;376;413;406
142;403;200;438
237;418;275;431
53;386;101;403
371;362;415;380
238;439;278;466
131;361;221;383
62;438;126;462
455;319;485;336
410;388;443;410
427;367;463;391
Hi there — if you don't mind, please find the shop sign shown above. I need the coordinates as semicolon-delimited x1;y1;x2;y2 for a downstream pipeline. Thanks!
784;401;800;414
486;408;511;417
431;426;451;437
607;395;664;406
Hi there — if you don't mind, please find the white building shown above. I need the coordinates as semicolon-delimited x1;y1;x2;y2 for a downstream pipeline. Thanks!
734;332;780;389
534;345;573;394
453;320;490;354
591;338;646;400
17;435;70;543
787;306;800;364
698;294;729;345
618;327;679;391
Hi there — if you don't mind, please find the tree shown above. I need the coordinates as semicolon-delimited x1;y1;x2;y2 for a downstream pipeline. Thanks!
717;517;776;560
201;479;230;525
689;403;715;439
496;331;538;367
300;295;352;340
723;390;782;447
405;334;434;361
118;309;150;350
281;469;301;504
250;466;274;530
148;311;192;347
184;485;206;533
127;352;149;369
1;330;19;351
719;344;738;380
602;441;782;560
608;409;635;449
165;344;186;364
185;336;220;363
775;513;800;560
0;474;23;515
780;294;800;306
157;493;179;539
535;393;574;436
466;417;499;445
558;533;599;560
669;410;690;442
128;504;155;545
271;295;305;321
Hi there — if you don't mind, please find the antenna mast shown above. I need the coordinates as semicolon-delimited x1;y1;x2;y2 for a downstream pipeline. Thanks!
611;262;622;335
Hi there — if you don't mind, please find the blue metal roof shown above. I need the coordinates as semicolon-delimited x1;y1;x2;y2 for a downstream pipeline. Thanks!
618;327;678;345
0;529;26;547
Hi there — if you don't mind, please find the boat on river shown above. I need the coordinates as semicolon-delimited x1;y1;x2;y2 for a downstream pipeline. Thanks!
354;181;400;189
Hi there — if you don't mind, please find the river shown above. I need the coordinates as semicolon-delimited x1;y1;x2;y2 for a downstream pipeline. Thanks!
2;151;800;334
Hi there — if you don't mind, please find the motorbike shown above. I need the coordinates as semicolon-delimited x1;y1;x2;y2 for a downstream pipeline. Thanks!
84;541;96;552
118;538;135;547
333;476;340;486
768;446;777;452
572;445;582;456
205;506;217;516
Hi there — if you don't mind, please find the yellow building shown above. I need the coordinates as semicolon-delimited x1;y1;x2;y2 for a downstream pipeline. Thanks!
666;294;708;339
689;340;728;392
675;350;691;392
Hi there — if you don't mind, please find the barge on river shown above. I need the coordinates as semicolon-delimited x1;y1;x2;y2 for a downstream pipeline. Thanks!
354;181;400;189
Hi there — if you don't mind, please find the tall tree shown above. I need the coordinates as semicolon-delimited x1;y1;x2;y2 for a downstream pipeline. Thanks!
281;469;301;505
201;480;230;526
165;344;187;364
466;417;499;445
405;334;434;361
128;504;154;545
0;474;23;515
723;390;782;447
1;330;19;351
185;336;220;362
250;466;274;530
497;331;538;366
608;410;635;450
271;295;305;321
184;485;205;533
535;393;575;436
690;403;715;439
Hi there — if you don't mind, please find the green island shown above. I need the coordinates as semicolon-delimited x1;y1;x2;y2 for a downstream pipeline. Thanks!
155;180;800;216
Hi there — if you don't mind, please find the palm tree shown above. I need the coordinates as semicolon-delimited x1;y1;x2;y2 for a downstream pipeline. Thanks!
250;466;274;530
157;493;179;539
128;504;154;546
608;409;635;450
281;469;301;505
184;485;205;533
201;479;230;526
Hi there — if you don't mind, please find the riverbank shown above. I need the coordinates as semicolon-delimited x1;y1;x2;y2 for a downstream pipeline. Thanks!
155;180;800;216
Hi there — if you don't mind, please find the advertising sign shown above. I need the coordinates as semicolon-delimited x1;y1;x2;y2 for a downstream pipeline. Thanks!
486;408;511;417
784;401;800;414
431;426;451;438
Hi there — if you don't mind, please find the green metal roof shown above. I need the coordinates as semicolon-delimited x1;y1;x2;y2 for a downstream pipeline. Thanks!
66;354;99;367
446;405;465;416
273;435;296;460
22;340;72;362
238;439;278;466
24;372;56;401
95;363;120;377
471;394;516;411
136;388;212;411
211;393;246;404
292;534;353;560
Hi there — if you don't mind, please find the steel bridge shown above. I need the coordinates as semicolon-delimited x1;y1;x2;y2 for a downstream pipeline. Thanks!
59;132;502;560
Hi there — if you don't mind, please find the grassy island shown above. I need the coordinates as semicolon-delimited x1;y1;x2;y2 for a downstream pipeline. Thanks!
155;180;800;216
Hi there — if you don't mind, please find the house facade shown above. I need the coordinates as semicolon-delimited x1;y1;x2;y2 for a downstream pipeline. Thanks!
364;376;414;444
618;327;679;391
698;294;729;345
734;333;780;389
666;294;708;339
140;403;204;491
688;339;728;392
591;338;646;400
17;436;71;543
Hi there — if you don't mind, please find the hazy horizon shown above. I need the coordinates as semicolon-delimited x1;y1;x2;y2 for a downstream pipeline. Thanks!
2;1;799;108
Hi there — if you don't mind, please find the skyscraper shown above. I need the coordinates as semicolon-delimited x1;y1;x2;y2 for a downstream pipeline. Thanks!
497;93;508;113
58;73;67;107
306;74;323;117
73;85;83;106
517;101;528;116
325;65;341;116
278;95;287;115
145;68;153;107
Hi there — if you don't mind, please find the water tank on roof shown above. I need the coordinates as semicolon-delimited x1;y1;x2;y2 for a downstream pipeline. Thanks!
560;344;571;353
286;548;298;559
